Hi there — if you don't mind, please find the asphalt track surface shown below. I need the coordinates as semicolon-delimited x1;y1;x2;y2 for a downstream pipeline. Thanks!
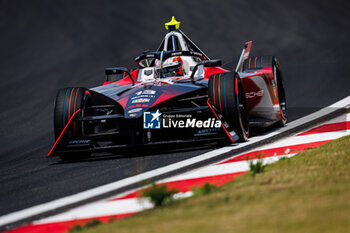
0;0;349;218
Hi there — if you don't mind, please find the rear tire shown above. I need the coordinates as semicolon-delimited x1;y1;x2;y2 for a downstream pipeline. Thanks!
243;55;273;70
273;57;287;126
208;72;249;142
54;87;91;161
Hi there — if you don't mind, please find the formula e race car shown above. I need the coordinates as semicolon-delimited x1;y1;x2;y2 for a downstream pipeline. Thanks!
48;17;287;160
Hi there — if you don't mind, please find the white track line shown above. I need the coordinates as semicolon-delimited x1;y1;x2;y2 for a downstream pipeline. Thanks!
160;153;297;183
36;191;194;225
36;153;297;224
36;198;153;224
310;113;349;125
164;120;350;183
0;95;349;227
255;131;350;151
37;121;350;225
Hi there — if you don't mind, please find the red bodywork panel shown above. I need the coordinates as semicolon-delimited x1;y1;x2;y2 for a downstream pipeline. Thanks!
151;67;230;107
204;66;230;78
240;67;279;112
103;69;140;86
103;67;228;86
102;66;229;109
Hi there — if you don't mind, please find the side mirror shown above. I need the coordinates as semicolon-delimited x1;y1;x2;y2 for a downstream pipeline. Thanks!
190;59;222;79
105;67;135;84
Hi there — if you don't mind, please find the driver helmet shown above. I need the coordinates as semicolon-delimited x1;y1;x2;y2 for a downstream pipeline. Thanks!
155;56;183;77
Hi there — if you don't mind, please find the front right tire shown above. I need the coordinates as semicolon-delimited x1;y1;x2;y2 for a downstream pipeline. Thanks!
54;87;91;161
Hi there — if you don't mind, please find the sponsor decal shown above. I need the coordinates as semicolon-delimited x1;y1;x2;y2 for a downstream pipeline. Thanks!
150;80;173;86
246;90;264;99
143;110;162;129
68;139;91;144
143;90;156;95
271;80;276;88
132;94;154;100
191;51;202;56
128;108;142;114
131;90;156;100
127;89;161;109
196;128;220;135
129;113;137;117
171;52;182;56
163;118;221;128
143;111;221;129
134;90;155;95
132;98;150;103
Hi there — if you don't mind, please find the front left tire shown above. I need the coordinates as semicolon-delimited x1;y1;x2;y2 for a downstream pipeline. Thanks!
208;72;249;142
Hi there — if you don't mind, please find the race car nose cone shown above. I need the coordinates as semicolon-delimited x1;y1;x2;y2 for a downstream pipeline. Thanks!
124;87;161;118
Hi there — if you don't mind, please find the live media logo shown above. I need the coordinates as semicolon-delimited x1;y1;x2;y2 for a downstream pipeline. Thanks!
143;110;221;129
143;110;161;129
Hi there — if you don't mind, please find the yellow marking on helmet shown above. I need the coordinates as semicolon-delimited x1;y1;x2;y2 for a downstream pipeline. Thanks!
165;16;181;30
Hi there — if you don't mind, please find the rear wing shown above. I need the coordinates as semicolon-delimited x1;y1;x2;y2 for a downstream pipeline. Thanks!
235;41;252;72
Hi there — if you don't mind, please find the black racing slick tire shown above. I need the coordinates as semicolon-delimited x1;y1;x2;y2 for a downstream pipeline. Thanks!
54;87;91;161
243;56;287;126
273;57;287;126
208;72;249;142
243;55;274;70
